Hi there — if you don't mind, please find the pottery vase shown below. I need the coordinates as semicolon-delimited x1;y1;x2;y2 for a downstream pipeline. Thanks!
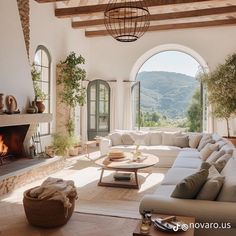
32;101;38;113
36;101;45;113
0;93;4;113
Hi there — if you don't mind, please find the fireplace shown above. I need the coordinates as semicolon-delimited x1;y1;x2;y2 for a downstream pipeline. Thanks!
0;125;29;164
0;113;52;165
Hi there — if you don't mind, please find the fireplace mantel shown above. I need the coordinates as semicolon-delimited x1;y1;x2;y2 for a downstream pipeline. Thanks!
0;113;53;127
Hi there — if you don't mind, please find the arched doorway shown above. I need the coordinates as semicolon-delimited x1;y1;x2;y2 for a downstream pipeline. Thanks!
87;80;110;140
130;44;209;132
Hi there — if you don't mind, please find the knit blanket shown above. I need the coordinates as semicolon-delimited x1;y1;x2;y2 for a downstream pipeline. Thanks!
29;177;78;216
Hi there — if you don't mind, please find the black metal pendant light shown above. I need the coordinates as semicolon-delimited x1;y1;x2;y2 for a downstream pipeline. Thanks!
104;0;150;42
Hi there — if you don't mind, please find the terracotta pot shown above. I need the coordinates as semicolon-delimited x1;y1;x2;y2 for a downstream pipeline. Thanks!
224;136;236;147
36;101;45;113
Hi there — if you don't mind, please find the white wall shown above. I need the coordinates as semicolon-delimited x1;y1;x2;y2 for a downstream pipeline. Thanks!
30;0;90;146
0;0;34;113
87;26;236;135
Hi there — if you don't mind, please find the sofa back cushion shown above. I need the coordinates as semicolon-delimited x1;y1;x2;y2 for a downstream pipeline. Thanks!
149;132;162;145
121;133;135;145
162;131;181;146
171;169;209;199
217;158;236;202
130;132;150;145
188;133;202;148
109;132;122;146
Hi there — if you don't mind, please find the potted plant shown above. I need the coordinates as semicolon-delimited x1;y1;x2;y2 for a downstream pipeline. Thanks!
198;53;236;145
31;65;47;113
57;52;86;156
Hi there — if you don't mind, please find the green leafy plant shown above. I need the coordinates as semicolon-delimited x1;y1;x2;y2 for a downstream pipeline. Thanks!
57;52;86;137
52;133;80;156
31;65;47;101
198;53;236;137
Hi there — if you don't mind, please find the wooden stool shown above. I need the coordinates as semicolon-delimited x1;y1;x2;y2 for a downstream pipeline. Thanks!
84;140;97;159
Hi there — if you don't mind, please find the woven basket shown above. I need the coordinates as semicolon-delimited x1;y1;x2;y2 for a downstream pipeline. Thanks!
23;187;76;228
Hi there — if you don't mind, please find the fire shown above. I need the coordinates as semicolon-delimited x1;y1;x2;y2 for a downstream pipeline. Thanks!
0;135;8;156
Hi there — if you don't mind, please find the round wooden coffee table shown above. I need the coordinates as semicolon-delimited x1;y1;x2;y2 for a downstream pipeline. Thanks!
95;152;159;189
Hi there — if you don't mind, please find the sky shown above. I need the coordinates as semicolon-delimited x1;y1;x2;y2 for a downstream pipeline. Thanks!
139;50;202;77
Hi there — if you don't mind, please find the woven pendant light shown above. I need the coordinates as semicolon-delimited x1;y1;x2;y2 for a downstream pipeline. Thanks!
104;0;150;42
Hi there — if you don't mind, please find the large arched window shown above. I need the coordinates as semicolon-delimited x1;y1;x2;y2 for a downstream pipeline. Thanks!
34;45;51;136
87;80;110;140
133;50;207;132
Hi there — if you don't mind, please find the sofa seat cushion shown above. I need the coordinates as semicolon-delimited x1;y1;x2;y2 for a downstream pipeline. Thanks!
172;157;202;169
154;185;176;197
161;168;197;185
141;145;181;157
178;150;200;158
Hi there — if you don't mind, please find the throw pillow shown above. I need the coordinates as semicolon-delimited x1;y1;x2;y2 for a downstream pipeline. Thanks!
121;133;134;145
174;135;189;148
149;132;162;145
171;169;209;199
188;133;202;148
206;150;225;164
196;176;225;200
162;131;181;146
199;161;211;170
213;160;227;173
197;133;214;151
109;132;122;146
216;153;232;163
215;139;227;149
200;143;219;161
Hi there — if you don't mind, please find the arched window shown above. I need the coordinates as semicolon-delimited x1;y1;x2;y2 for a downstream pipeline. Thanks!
87;80;110;140
133;50;206;132
34;45;51;136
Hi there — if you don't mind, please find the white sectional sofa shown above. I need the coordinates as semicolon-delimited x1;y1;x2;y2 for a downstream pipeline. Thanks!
100;130;190;167
100;130;236;236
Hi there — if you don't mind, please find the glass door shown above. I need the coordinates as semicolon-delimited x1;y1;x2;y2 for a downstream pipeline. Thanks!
131;81;140;130
87;80;110;140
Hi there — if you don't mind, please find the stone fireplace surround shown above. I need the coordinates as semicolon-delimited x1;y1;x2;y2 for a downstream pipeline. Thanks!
0;113;52;157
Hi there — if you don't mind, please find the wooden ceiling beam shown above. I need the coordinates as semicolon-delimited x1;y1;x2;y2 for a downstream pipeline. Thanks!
55;0;215;18
85;18;236;37
72;6;236;28
35;0;64;3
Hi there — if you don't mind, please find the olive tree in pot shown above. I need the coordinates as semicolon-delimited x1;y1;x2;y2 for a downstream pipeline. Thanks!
55;52;86;156
198;53;236;145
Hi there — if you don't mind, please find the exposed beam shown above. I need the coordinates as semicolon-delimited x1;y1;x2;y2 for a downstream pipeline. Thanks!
85;19;236;37
72;6;236;28
56;0;215;18
35;0;64;2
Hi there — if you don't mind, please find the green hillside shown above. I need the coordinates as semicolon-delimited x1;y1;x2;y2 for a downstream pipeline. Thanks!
136;71;200;119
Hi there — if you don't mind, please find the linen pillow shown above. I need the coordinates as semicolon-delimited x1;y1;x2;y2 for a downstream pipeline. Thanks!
121;133;134;145
109;132;122;146
215;140;227;149
174;135;189;148
198;134;214;151
131;132;150;145
199;161;211;170
200;143;219;161
162;131;181;146
213;160;227;173
171;169;209;199
206;150;225;164
149;132;162;145
196;176;225;200
188;133;202;148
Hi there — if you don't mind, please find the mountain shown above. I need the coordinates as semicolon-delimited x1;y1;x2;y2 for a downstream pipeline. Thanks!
136;71;200;119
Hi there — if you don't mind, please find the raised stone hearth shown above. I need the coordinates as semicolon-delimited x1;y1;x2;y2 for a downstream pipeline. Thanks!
0;156;65;196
